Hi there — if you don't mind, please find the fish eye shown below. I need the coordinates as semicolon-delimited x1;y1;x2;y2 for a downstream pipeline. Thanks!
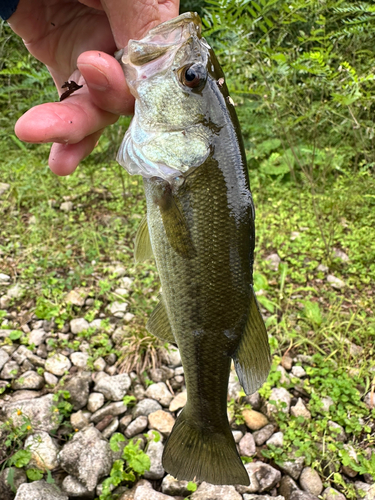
179;63;206;89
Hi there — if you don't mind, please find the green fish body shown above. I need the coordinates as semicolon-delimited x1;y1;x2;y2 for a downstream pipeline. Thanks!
117;12;271;486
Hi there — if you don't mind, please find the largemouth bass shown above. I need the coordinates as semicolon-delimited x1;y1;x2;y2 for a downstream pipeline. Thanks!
117;12;271;486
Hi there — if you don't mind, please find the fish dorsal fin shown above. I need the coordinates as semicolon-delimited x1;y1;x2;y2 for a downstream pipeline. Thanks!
159;190;196;260
232;287;271;395
147;295;175;344
134;214;153;263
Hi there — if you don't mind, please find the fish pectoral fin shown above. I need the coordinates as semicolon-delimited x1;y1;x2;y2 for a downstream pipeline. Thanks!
232;287;271;395
134;214;154;263
146;295;176;344
159;192;196;259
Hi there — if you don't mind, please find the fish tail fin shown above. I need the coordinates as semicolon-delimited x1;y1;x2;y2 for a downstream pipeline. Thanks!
162;408;249;485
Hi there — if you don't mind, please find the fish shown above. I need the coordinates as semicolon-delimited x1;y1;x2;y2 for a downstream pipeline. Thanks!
116;12;271;486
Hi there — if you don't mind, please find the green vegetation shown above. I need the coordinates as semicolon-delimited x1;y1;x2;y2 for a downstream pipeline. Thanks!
1;1;375;497
260;354;374;499
99;433;151;500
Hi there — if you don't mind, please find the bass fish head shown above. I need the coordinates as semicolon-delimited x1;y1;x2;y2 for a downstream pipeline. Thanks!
117;12;228;184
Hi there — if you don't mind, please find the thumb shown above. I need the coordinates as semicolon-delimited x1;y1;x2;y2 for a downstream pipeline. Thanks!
101;0;180;48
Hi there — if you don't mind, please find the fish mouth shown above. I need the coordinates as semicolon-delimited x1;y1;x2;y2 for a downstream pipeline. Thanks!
121;12;202;67
118;12;208;90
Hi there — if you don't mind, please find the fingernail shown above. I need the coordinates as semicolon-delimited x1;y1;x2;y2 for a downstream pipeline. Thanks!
79;63;109;91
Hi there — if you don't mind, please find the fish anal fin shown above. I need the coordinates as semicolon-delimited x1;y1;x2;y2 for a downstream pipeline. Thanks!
163;408;249;485
233;287;271;395
146;295;175;344
134;214;153;263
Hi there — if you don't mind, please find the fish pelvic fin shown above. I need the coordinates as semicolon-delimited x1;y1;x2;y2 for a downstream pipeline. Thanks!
162;408;249;486
134;214;153;263
232;286;271;395
158;188;196;260
146;294;176;344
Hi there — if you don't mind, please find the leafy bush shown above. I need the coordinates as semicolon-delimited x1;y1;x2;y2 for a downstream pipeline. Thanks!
202;0;375;181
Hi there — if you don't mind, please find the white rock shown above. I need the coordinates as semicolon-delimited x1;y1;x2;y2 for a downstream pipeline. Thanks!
232;430;243;443
169;391;187;412
45;354;71;376
290;398;311;420
89;319;103;331
333;248;349;262
238;432;256;457
0;182;10;196
93;371;131;401
60;201;73;212
7;284;23;299
327;274;345;289
328;420;347;442
108;301;128;317
70;352;90;369
161;474;191;497
61;475;93;498
144;439;165;480
265;253;281;270
162;346;181;367
24;431;60;470
70;410;90;431
112;266;126;277
12;370;45;390
44;372;58;386
0;347;10;371
193;483;242;500
64;289;86;307
93;357;107;371
290;231;300;241
291;365;306;378
145;382;173;407
322;486;346;500
124;312;135;323
28;328;47;346
70;318;89;334
264;387;292;418
236;462;281;495
57;426;112;491
0;295;11;308
354;482;375;500
266;431;284;447
119;276;134;290
228;370;241;401
364;392;375;409
90;401;127;423
276;365;290;384
320;396;334;413
15;480;69;499
102;417;119;439
125;416;148;438
87;392;105;413
0;273;11;282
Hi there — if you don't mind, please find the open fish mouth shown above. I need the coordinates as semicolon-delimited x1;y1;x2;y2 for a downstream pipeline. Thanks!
116;13;213;183
119;12;202;73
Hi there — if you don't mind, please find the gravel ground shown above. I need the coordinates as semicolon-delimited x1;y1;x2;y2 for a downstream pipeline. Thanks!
0;278;374;500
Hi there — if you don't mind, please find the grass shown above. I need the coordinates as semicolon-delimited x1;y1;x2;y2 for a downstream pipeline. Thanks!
1;109;375;373
1;19;374;497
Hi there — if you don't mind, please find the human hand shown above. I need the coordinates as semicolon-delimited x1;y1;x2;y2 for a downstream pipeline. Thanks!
8;0;179;175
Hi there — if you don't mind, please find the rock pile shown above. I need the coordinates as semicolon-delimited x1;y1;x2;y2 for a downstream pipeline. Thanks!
0;286;374;500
